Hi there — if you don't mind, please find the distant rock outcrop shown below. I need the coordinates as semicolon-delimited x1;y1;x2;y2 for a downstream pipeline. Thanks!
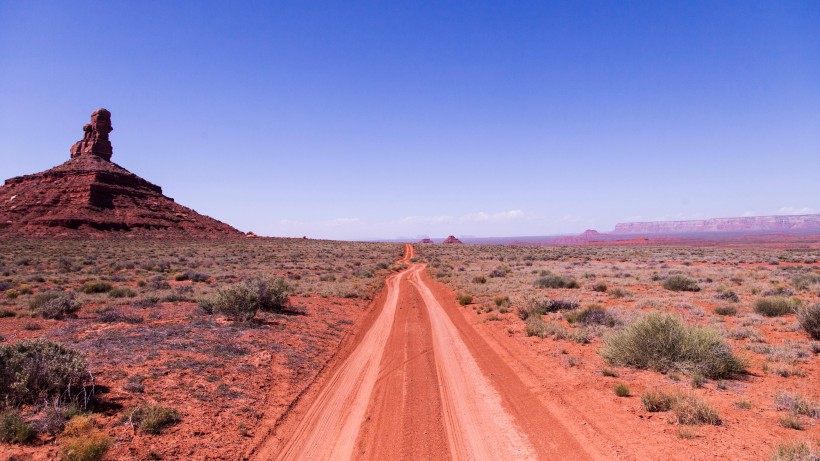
418;238;434;244
0;109;241;237
442;235;463;244
612;214;820;235
553;229;603;245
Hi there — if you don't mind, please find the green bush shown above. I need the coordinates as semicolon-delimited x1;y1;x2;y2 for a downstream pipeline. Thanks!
0;409;35;444
80;281;112;294
534;274;579;289
0;339;89;407
754;297;799;317
797;304;820;340
211;277;292;322
601;312;743;379
662;275;701;292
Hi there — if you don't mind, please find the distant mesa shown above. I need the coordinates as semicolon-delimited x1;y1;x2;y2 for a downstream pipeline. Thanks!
442;235;463;244
0;109;241;237
611;214;820;235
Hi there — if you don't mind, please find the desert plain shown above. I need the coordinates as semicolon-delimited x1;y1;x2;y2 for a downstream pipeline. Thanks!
0;236;817;460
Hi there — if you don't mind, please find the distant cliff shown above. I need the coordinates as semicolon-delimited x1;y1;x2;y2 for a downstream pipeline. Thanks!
612;214;820;235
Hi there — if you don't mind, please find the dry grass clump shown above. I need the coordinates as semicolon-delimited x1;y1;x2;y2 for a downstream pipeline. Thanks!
601;312;744;379
0;408;35;444
770;440;819;461
755;297;800;317
60;416;111;461
125;403;181;435
774;391;820;419
641;389;721;425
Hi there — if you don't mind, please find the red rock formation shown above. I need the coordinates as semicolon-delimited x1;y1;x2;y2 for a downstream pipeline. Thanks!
612;215;820;235
418;238;434;244
0;109;241;238
442;235;463;244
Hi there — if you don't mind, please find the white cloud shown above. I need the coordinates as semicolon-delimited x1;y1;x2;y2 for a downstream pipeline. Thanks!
776;207;816;215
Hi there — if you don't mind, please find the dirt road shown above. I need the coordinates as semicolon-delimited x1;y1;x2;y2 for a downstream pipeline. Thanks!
250;244;602;460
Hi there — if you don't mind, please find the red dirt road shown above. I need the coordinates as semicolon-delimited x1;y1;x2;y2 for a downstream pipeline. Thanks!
250;244;601;460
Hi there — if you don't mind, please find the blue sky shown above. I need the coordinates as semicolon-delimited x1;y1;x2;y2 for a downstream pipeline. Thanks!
1;1;818;240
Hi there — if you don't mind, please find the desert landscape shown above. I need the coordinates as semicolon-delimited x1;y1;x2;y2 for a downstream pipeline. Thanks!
2;2;819;460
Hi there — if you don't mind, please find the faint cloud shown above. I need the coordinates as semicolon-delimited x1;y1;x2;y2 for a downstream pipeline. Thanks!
461;210;523;222
776;207;816;215
741;211;756;217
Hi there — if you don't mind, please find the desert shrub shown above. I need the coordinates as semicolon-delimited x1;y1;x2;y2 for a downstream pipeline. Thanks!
173;272;189;281
493;295;511;309
713;305;737;316
0;408;35;444
601;312;743;379
210;277;292;322
774;391;820;419
564;304;617;327
472;276;487;284
127;404;180;435
0;339;89;407
60;416;111;461
123;375;146;393
457;293;473;306
28;292;61;311
715;290;740;302
108;287;136;298
755;297;799;317
663;275;701;292
770;440;818;461
0;308;14;318
609;288;632;299
534;274;579;289
592;283;607;292
97;309;143;324
525;315;547;338
80;281;112;294
797;304;820;340
38;293;80;320
793;273;820;291
613;382;630;397
518;297;578;320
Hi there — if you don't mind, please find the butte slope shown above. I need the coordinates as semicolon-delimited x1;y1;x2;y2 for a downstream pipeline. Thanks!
0;109;240;238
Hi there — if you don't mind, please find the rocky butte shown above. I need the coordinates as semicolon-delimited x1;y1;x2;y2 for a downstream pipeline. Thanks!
442;235;464;244
0;109;241;237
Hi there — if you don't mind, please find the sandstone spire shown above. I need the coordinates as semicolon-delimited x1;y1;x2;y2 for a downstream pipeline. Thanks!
69;108;114;161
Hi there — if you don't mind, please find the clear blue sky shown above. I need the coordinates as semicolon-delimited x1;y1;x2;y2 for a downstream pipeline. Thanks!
1;1;818;240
